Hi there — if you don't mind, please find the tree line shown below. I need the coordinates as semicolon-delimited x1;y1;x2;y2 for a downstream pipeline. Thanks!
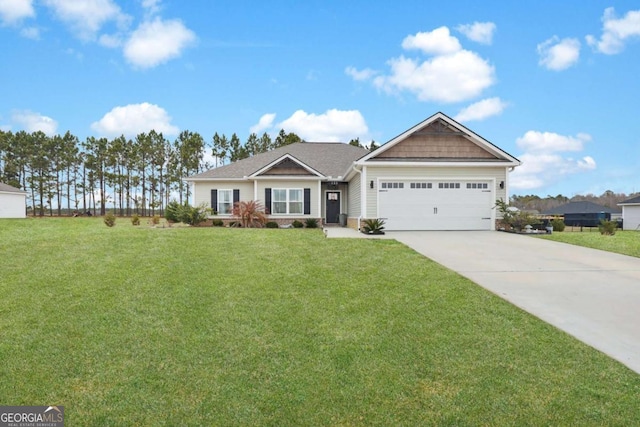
0;128;303;217
510;190;638;213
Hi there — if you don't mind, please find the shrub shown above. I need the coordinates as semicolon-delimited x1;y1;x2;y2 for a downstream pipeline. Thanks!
232;200;267;228
165;201;181;223
212;219;224;227
304;218;319;228
151;215;160;225
229;221;241;228
292;220;304;228
131;214;140;226
495;199;541;232
104;212;116;227
551;218;565;232
180;203;210;226
598;219;617;236
265;221;279;228
362;218;385;234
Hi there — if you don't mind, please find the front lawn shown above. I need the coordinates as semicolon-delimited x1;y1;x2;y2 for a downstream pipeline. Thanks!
537;229;640;258
1;218;639;425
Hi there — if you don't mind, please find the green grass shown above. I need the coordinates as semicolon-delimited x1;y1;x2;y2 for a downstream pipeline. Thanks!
537;229;640;258
1;218;639;425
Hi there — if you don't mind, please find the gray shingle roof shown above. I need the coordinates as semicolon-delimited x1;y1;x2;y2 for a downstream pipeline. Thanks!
187;143;370;180
0;182;25;193
619;195;640;205
542;201;620;215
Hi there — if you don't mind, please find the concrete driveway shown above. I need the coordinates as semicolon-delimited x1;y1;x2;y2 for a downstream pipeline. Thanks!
388;231;640;374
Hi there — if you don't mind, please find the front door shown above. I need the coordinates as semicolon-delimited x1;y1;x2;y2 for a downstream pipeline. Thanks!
325;191;341;223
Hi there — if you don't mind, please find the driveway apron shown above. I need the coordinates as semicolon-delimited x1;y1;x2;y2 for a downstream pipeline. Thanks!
389;231;640;375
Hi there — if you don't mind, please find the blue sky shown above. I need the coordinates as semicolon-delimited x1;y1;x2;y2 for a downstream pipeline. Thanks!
1;0;640;197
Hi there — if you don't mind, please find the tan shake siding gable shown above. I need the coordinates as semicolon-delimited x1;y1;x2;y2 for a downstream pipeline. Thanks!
375;120;497;160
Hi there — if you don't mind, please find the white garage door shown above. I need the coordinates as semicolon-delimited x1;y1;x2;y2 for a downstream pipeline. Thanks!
378;180;493;231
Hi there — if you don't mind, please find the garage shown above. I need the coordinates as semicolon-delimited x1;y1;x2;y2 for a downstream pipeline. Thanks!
619;196;640;231
378;179;494;230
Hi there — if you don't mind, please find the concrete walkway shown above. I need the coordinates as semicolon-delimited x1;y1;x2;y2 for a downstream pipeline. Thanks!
327;228;640;374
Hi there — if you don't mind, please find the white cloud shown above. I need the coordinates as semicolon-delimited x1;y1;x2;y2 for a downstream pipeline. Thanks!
586;7;640;54
90;102;179;137
345;66;377;81
456;22;496;45
401;26;461;55
537;36;580;70
141;0;161;15
277;109;369;142
98;33;122;48
12;110;58;135
510;131;596;191
0;0;34;25
516;131;591;153
42;0;129;40
454;97;507;122
373;50;495;103
349;27;495;103
123;17;196;68
20;26;39;39
250;113;276;134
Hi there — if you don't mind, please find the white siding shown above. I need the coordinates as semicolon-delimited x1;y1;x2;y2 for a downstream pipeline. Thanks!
347;176;361;218
192;181;254;210
622;205;640;230
363;165;507;218
255;179;321;218
0;192;26;218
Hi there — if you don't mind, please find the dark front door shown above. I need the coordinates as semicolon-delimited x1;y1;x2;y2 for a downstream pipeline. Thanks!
325;191;341;223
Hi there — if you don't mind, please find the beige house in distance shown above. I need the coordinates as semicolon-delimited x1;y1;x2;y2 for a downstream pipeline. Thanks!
186;112;521;231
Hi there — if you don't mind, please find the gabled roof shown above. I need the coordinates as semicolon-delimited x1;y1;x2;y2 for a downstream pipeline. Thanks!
357;112;520;166
249;153;325;178
0;182;26;193
187;142;370;181
543;201;621;215
619;195;640;205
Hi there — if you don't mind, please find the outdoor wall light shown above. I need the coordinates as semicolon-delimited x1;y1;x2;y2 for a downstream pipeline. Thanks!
370;180;374;189
499;181;505;189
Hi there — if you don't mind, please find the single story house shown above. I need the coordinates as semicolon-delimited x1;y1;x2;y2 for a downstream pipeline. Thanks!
0;182;27;218
542;201;621;227
185;112;521;231
618;195;640;231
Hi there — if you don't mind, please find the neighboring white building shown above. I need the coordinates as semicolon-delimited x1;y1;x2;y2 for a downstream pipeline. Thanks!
619;195;640;231
0;182;27;218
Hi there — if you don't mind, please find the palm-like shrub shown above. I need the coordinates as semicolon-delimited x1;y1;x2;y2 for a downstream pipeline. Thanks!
362;218;385;234
232;200;267;228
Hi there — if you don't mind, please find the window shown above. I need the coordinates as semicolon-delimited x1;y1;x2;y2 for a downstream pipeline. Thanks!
411;182;431;189
272;188;303;214
218;189;233;214
466;182;489;190
439;182;460;189
382;182;404;189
